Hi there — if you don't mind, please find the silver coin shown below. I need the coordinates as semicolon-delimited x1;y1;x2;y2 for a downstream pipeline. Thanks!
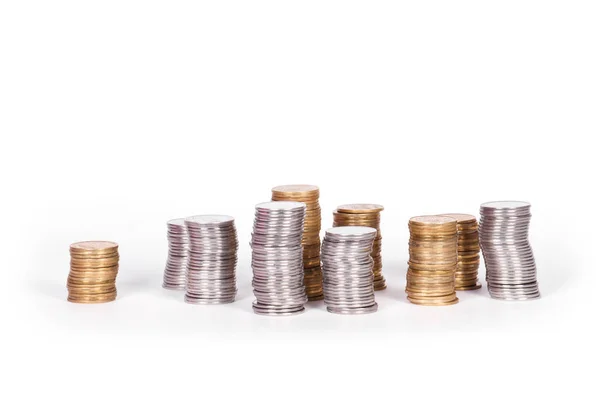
250;201;307;316
321;227;378;314
480;201;540;300
162;218;189;290
181;215;238;304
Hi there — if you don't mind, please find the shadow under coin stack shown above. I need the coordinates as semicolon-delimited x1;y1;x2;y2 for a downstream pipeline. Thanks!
162;218;188;290
271;185;323;301
184;215;238;304
439;214;482;290
406;216;459;306
333;204;387;290
322;227;378;314
67;241;119;303
479;201;540;300
251;201;308;316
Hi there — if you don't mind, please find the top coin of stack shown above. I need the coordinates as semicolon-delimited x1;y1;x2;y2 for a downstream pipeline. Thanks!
438;213;481;291
333;204;386;291
271;184;323;301
67;241;119;304
406;216;459;306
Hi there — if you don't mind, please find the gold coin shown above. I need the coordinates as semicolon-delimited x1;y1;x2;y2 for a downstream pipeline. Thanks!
70;241;118;253
336;204;384;214
272;184;319;195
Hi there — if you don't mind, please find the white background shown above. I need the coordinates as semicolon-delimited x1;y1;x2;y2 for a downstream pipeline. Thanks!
1;1;599;399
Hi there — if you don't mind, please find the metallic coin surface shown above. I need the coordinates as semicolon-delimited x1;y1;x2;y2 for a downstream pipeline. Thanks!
251;201;308;315
322;226;378;314
336;204;384;214
184;215;238;304
439;213;482;291
67;241;120;303
334;203;387;291
162;218;188;290
479;201;540;300
406;216;459;306
271;184;323;300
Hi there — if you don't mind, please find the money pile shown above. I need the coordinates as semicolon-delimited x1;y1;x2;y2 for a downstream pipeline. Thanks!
333;204;386;290
479;201;540;300
184;215;238;304
322;226;378;314
162;218;188;290
406;216;459;306
251;201;308;316
67;241;119;303
439;213;481;290
272;185;323;301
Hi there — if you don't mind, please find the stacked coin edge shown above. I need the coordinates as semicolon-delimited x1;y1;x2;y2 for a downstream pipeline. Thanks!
333;204;387;291
272;185;323;301
67;241;119;304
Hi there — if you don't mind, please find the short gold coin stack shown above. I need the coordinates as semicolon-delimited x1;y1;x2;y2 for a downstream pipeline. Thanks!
406;216;459;306
67;241;119;303
272;184;323;301
439;213;481;290
333;204;387;290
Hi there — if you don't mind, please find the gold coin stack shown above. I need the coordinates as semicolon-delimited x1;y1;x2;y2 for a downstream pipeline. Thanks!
406;216;459;306
67;241;119;303
272;184;323;301
333;204;387;290
439;213;482;290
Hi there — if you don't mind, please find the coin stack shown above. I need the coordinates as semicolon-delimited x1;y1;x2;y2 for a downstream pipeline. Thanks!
271;185;323;301
439;213;481;290
333;204;386;291
162;218;188;290
184;215;238;305
406;216;459;306
251;201;308;316
479;201;540;300
67;241;119;303
322;226;378;314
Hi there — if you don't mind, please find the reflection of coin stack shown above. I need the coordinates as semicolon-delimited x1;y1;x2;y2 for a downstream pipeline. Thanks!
67;241;119;304
406;216;459;306
439;214;481;291
333;204;386;291
272;185;323;301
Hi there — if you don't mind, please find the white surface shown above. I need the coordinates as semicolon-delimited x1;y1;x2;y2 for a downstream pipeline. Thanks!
1;1;599;399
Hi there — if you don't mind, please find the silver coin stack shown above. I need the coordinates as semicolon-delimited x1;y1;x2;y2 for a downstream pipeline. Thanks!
479;201;540;300
321;226;378;314
162;218;189;290
184;215;238;304
251;201;307;316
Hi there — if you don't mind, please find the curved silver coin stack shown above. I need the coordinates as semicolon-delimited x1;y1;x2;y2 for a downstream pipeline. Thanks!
162;218;189;290
322;226;378;314
184;215;238;304
479;201;540;300
250;202;308;316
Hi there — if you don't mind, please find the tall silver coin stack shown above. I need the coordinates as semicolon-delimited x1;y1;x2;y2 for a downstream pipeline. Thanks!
321;226;378;314
479;201;540;300
162;218;189;290
251;201;308;316
184;215;238;304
